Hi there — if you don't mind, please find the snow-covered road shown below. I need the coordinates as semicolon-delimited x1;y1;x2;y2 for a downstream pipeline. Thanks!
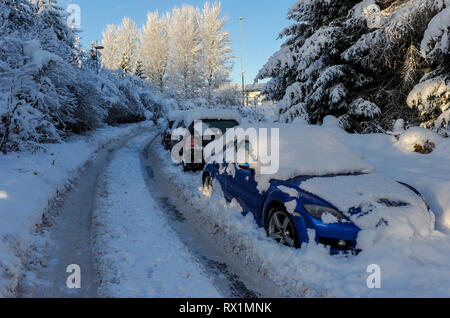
20;130;265;298
92;132;224;297
17;124;450;298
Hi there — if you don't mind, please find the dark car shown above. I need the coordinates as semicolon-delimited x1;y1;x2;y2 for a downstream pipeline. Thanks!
181;110;241;172
162;111;186;151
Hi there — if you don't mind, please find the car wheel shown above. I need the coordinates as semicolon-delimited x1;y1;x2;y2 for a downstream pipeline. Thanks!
203;173;213;194
266;207;301;248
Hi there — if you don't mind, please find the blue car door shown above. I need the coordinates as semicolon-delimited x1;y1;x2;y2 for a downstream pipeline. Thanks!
214;144;233;202
226;139;263;217
231;164;262;216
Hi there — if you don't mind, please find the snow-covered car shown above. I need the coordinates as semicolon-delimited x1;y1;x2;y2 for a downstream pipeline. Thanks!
162;111;187;150
202;124;435;253
181;109;241;171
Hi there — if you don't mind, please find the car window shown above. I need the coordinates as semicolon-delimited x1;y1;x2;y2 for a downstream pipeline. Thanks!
236;140;258;165
202;120;239;134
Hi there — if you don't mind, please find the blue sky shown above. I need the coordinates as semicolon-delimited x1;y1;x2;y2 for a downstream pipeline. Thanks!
58;0;293;84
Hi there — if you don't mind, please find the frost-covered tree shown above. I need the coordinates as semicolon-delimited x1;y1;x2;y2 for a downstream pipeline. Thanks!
101;24;120;70
101;2;233;101
138;11;170;91
0;0;159;153
167;5;203;98
134;60;145;79
101;17;138;72
197;2;233;99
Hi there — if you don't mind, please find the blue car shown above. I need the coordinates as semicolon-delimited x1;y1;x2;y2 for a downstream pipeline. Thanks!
202;124;434;253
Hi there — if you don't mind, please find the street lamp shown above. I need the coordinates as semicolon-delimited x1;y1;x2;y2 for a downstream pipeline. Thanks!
239;17;246;106
94;41;104;74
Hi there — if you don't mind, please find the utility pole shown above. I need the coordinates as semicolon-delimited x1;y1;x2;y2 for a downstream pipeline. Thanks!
94;41;104;74
239;17;246;106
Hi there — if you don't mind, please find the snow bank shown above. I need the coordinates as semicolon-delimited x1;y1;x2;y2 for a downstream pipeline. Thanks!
0;122;153;297
167;110;188;122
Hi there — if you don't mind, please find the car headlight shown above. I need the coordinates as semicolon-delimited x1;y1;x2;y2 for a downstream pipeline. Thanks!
303;204;347;222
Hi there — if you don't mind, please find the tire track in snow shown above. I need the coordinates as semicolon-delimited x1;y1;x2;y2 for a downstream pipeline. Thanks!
20;130;141;298
141;141;258;298
142;137;288;298
91;132;223;297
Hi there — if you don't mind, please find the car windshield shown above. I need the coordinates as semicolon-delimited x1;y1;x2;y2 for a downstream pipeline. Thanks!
202;120;239;134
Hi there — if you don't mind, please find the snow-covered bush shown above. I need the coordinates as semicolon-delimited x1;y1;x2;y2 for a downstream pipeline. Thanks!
397;126;441;154
0;0;159;153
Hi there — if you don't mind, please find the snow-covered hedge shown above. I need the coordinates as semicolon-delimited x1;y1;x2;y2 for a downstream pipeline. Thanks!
0;0;160;153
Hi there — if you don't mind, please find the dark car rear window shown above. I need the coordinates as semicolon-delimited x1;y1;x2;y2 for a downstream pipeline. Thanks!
202;120;239;134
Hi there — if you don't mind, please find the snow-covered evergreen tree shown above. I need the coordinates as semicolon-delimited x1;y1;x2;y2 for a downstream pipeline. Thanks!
256;0;378;130
120;51;132;74
257;0;449;132
134;60;145;79
342;0;449;131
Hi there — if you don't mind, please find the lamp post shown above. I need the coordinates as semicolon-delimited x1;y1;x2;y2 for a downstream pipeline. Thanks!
239;17;246;106
94;41;104;74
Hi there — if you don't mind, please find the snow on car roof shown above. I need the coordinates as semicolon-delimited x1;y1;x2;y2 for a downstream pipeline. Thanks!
217;123;374;191
184;109;241;126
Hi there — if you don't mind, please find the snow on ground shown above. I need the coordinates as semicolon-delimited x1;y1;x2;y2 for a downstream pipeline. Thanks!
0;122;153;297
91;132;221;298
154;123;450;297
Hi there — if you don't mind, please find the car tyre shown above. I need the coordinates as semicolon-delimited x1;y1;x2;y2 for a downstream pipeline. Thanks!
266;206;301;248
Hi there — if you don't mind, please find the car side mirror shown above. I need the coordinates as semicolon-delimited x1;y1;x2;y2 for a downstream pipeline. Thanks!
239;163;252;170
